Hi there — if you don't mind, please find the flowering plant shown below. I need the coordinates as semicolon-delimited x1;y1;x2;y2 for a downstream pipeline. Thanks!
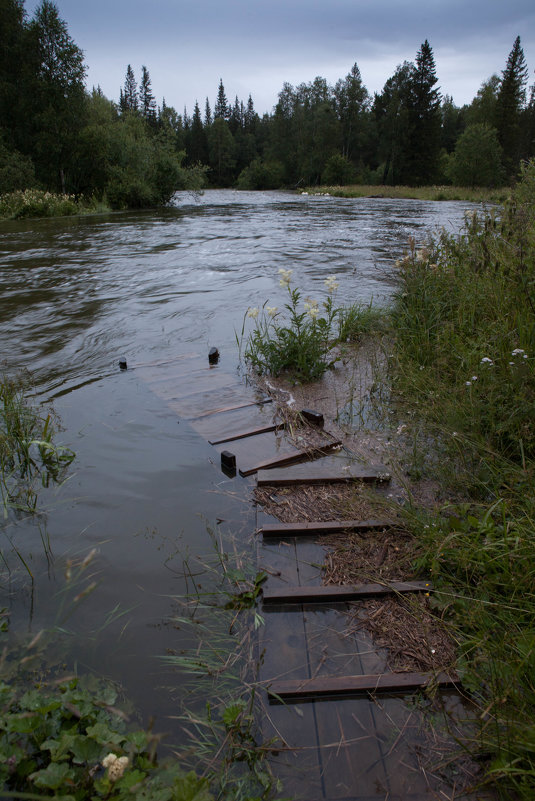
242;271;341;381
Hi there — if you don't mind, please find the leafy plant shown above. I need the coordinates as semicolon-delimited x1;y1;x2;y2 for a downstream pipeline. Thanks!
0;675;212;800
241;270;340;381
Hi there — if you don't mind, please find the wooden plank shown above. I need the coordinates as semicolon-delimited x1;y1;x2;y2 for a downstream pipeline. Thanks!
260;518;391;537
268;671;458;700
239;440;343;477
209;422;284;445
256;460;390;486
263;580;432;605
191;402;277;441
187;397;272;420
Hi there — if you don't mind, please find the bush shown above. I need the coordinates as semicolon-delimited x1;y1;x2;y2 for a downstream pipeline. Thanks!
0;189;82;219
242;271;340;381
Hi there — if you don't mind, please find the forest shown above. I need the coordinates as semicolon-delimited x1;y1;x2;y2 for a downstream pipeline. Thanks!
1;0;534;207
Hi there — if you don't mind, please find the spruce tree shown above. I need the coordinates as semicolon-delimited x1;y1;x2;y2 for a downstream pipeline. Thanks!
214;79;228;120
187;100;208;164
140;65;156;123
123;64;138;112
406;39;441;184
495;36;529;177
204;98;212;126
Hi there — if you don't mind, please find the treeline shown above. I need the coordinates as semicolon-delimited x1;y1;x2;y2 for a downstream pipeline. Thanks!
1;0;534;207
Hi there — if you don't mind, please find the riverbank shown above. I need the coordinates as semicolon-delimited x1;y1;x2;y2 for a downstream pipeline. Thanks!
301;183;509;203
268;161;535;799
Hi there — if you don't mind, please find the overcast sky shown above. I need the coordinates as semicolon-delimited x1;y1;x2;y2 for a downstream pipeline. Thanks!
26;0;535;116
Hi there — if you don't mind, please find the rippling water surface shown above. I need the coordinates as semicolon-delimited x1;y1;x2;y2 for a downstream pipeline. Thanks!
0;190;474;734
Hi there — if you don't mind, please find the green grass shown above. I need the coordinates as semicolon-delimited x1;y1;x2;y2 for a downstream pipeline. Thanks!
0;189;110;220
302;184;510;203
0;372;75;519
387;159;535;798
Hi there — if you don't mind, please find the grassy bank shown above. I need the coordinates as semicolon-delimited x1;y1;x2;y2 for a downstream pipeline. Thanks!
0;189;110;220
301;183;510;203
387;159;535;798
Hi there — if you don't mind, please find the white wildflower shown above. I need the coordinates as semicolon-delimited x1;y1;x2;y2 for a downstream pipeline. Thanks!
480;357;493;365
511;348;525;356
102;754;129;782
304;298;318;312
278;268;293;288
266;306;278;317
307;306;320;320
471;376;478;382
509;361;514;366
247;307;259;319
324;275;339;293
465;381;472;386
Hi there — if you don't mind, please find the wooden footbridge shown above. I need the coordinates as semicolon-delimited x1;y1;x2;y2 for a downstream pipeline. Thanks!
134;352;485;801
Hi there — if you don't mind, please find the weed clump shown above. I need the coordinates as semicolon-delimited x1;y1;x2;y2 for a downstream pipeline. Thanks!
241;269;382;382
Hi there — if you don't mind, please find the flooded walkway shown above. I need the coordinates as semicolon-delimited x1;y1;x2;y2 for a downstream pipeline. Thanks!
134;351;488;801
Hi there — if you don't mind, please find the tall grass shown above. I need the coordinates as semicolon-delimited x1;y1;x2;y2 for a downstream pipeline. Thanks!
0;372;74;517
389;159;535;798
304;184;510;203
0;189;107;220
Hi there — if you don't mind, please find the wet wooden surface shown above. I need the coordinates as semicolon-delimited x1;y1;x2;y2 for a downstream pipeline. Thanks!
260;519;391;537
263;580;432;604
256;456;391;486
134;356;472;801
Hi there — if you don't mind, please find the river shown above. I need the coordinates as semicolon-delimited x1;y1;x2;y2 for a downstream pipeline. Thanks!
0;189;474;752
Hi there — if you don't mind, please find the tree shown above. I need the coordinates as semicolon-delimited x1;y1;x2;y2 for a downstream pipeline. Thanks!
465;75;500;127
204;98;212;126
406;39;441;184
123;64;138;112
334;63;370;162
187;101;208;164
374;62;413;185
208;117;235;184
140;65;156;123
0;0;27;148
447;123;504;187
495;36;529;177
28;0;87;191
214;79;228;120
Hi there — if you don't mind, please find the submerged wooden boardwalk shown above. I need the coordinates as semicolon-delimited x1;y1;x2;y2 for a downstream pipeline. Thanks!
134;353;485;801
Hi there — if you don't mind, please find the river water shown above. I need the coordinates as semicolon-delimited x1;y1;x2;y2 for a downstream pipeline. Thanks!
0;190;473;754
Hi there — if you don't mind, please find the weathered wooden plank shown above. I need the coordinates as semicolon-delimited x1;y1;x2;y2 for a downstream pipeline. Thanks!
240;440;343;477
209;422;284;445
256;460;390;486
260;518;391;537
268;671;457;700
263;580;432;605
186;397;272;420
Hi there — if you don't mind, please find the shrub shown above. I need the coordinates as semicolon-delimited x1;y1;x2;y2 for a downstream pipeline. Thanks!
242;271;340;381
0;189;81;219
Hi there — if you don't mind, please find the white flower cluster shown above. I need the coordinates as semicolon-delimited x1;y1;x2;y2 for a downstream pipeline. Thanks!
480;357;494;365
324;275;339;293
278;268;293;288
266;306;278;317
102;753;129;782
247;307;259;319
304;298;319;319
